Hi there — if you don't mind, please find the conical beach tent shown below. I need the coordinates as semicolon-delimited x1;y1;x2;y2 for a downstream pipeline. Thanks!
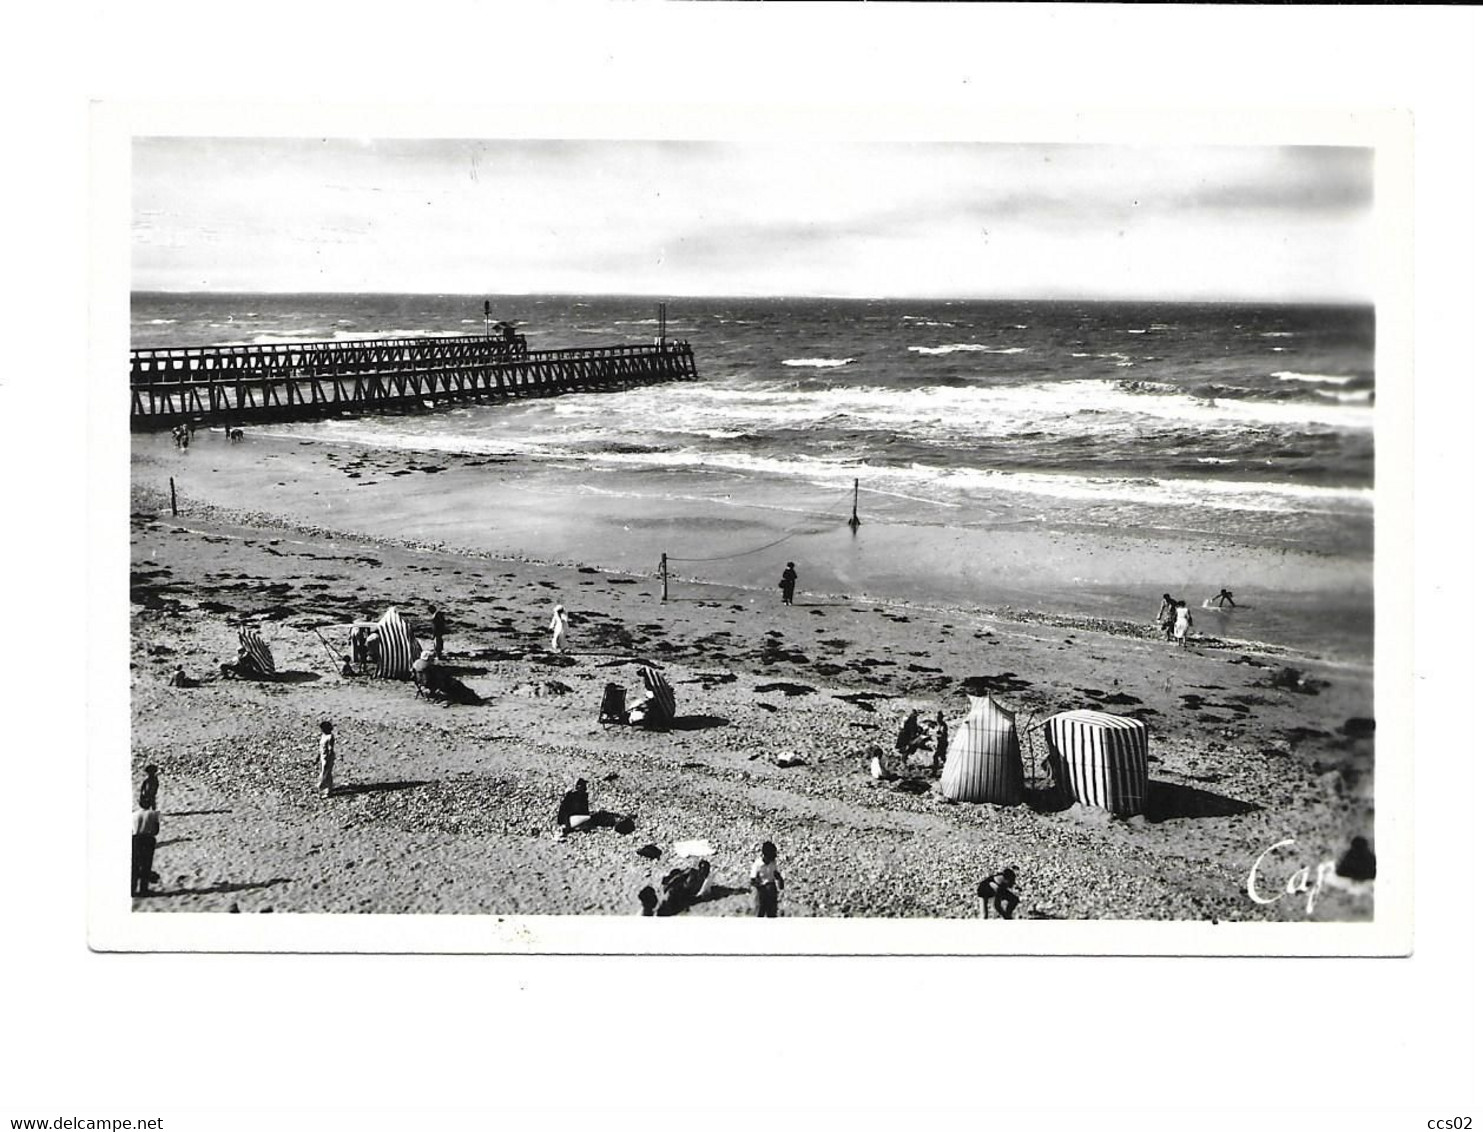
1042;710;1148;816
375;608;422;681
940;694;1024;805
237;626;276;677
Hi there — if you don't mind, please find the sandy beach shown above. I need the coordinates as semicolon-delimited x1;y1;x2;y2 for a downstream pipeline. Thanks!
128;433;1376;923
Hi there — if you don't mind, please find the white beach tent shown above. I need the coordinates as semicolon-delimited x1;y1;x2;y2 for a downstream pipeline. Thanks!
940;694;1025;805
1041;710;1149;816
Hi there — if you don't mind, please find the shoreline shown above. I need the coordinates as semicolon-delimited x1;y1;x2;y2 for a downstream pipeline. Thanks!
128;479;1376;921
133;428;1376;665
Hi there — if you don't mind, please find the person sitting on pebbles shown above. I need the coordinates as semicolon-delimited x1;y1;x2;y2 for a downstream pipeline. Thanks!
657;860;711;916
554;778;592;838
977;868;1020;920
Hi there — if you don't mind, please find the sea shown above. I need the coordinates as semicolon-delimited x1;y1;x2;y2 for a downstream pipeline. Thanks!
131;292;1376;662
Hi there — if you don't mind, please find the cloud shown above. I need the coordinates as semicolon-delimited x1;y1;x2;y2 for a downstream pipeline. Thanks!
131;138;1374;300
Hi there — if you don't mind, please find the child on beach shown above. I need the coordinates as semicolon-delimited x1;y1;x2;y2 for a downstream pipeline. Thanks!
977;868;1020;919
138;765;160;811
750;840;785;918
317;721;336;797
1173;601;1194;649
549;604;569;652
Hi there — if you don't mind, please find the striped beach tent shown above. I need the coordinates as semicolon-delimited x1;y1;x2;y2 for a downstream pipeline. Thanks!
940;694;1024;805
237;626;276;677
374;608;422;681
637;666;676;727
1042;710;1149;816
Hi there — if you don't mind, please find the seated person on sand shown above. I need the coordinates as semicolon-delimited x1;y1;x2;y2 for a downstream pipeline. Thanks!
656;860;712;916
412;648;445;699
627;692;658;727
977;868;1020;920
554;778;592;837
867;744;897;782
220;646;270;681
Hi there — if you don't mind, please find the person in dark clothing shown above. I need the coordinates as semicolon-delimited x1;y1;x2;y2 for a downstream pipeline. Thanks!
1212;589;1237;609
656;860;711;916
1337;836;1376;880
131;807;160;897
554;778;591;836
638;886;659;916
932;712;949;773
977;868;1020;919
137;765;160;811
431;610;448;659
779;562;798;606
895;709;926;757
1155;593;1177;640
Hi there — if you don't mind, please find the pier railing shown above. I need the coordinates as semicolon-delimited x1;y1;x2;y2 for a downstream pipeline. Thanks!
129;334;698;427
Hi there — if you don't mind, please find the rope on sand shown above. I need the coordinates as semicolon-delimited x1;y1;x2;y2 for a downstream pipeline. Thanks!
667;484;857;564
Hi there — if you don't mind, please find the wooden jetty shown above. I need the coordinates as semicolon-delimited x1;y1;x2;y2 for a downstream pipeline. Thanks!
130;332;699;428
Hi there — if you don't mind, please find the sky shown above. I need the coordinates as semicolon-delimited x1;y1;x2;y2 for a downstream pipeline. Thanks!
132;138;1375;302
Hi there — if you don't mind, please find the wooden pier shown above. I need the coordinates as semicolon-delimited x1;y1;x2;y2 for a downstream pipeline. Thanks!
129;333;699;428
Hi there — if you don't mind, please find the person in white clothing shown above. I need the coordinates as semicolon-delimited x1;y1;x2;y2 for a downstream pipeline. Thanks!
317;720;336;796
1172;601;1194;649
549;604;569;652
750;840;785;918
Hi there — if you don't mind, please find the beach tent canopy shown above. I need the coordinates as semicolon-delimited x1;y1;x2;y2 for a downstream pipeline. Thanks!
374;607;422;681
237;626;276;676
637;666;676;727
940;694;1024;805
1042;710;1149;816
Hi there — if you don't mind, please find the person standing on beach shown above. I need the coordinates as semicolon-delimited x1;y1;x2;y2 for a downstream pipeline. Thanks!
432;609;448;659
1155;593;1177;640
137;764;160;811
895;709;925;757
932;712;949;773
549;604;569;652
779;562;798;606
750;840;785;918
131;806;160;897
1172;601;1194;649
317;721;336;797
